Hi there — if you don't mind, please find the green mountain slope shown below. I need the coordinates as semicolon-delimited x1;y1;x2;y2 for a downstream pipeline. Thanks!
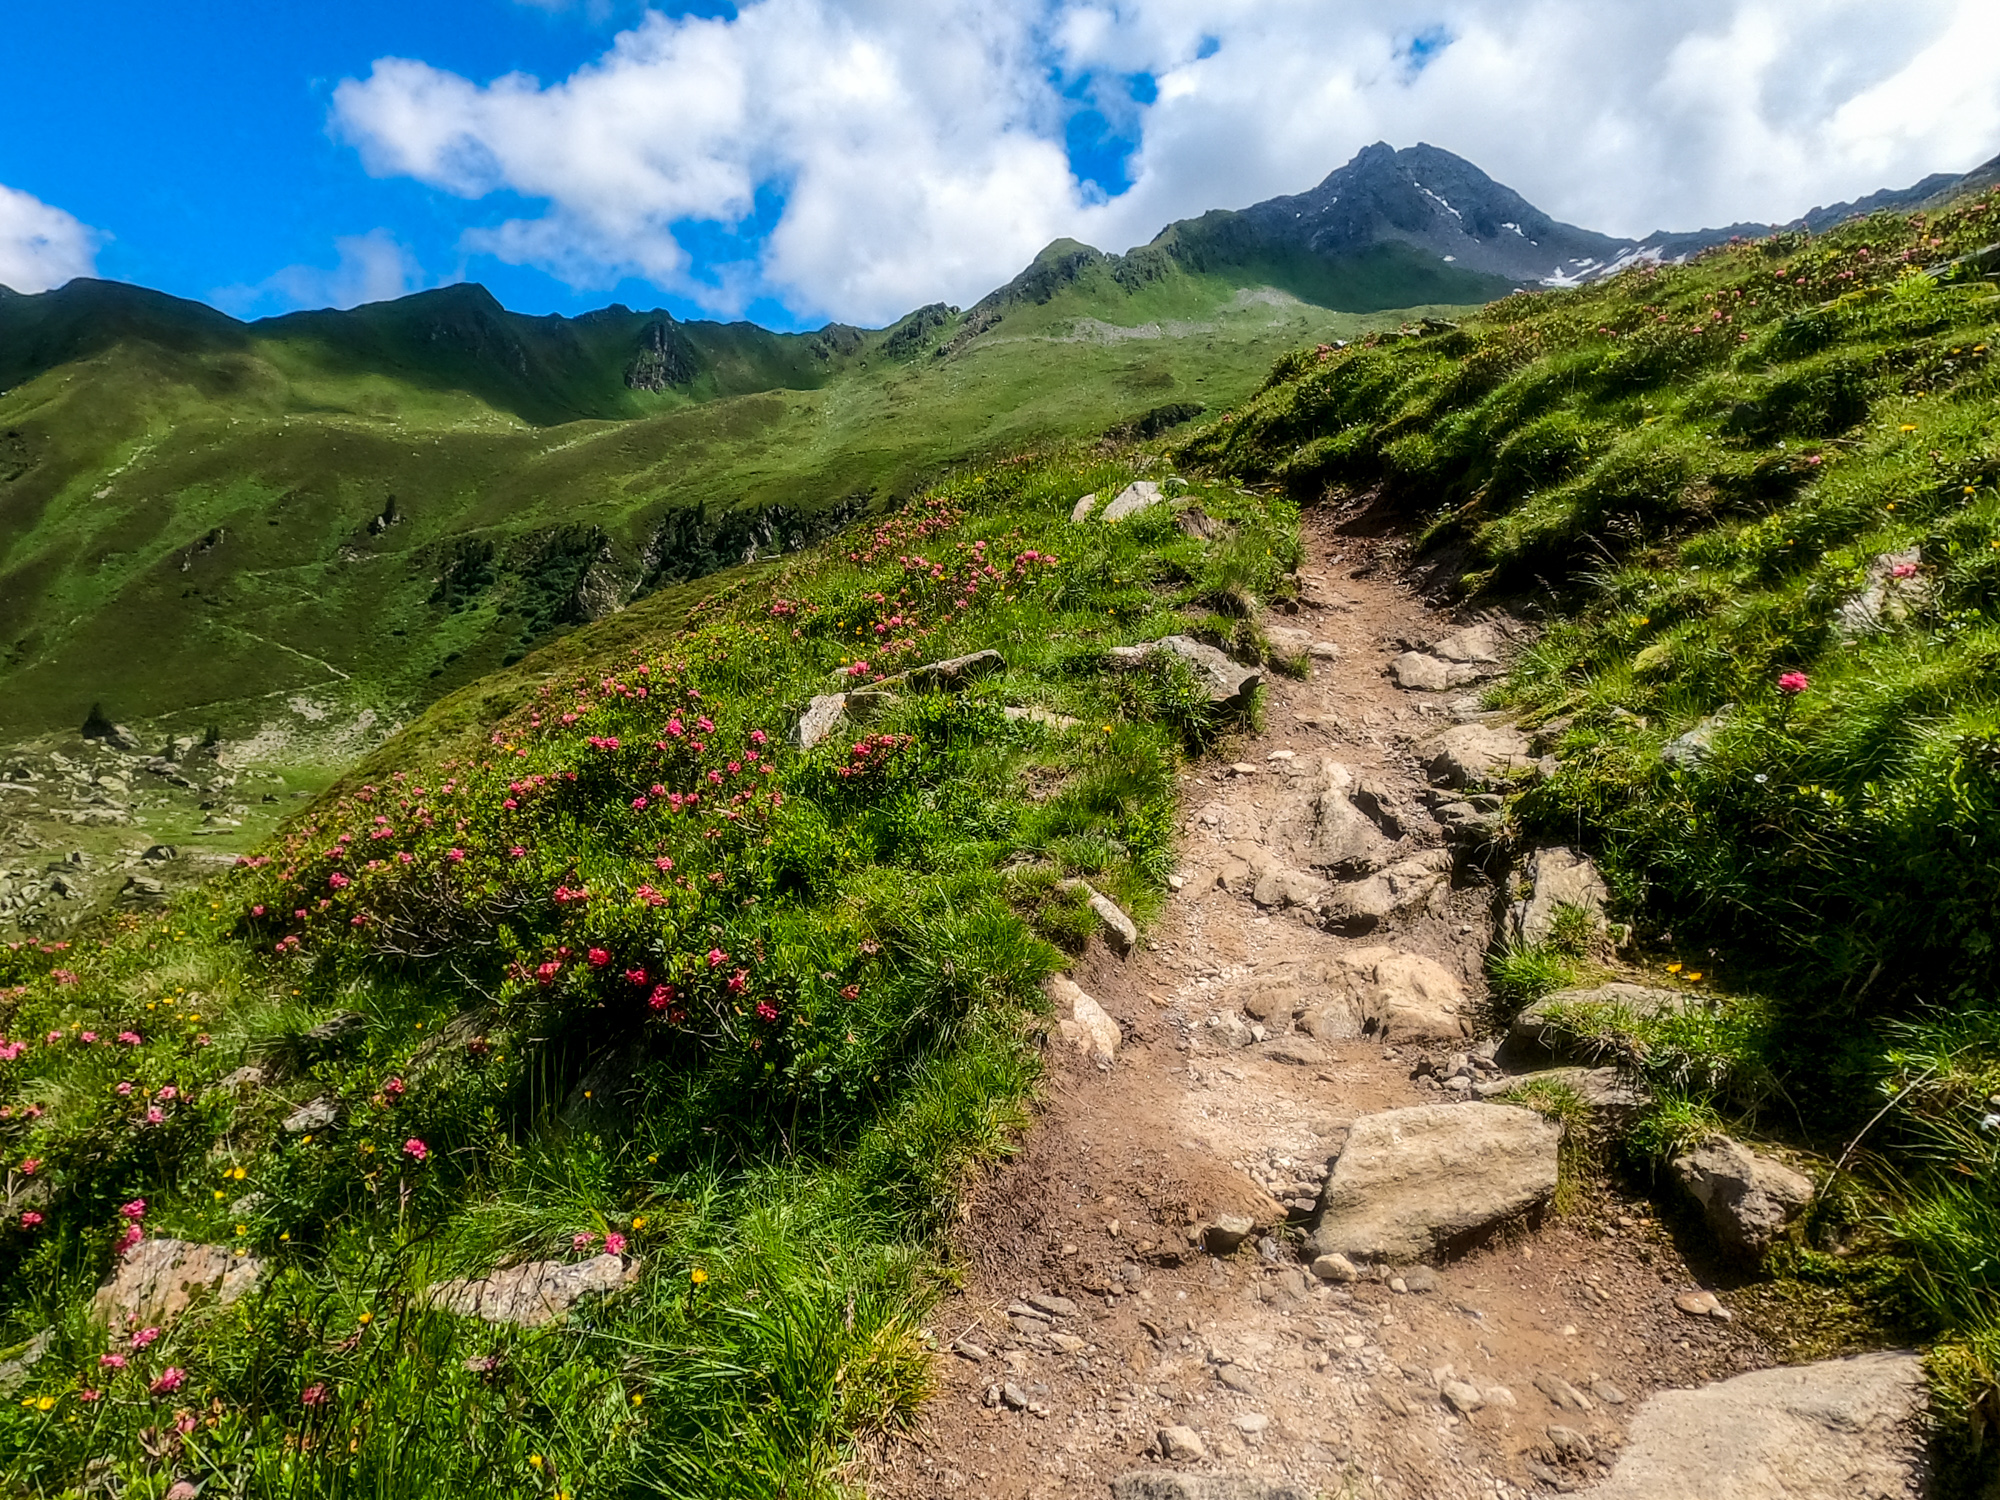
0;265;1472;741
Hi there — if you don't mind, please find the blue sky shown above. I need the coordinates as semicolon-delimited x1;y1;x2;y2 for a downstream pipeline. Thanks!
2;1;1996;328
0;1;808;322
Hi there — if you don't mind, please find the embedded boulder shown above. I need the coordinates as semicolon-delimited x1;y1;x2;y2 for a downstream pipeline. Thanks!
1322;850;1451;932
1107;636;1260;713
891;649;1006;692
1111;1474;1311;1500
92;1238;266;1328
795;693;848;749
1099;480;1164;522
1500;982;1693;1068
1672;1135;1815;1259
1063;880;1138;954
1834;548;1925;640
1070;492;1100;523
1503;845;1609;947
1285;946;1472;1045
1310;1104;1559;1263
1425;724;1532;788
427;1254;637;1327
1588;1352;1924;1499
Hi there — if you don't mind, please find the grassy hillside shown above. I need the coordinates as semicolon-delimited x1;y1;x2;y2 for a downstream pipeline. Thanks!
0;445;1300;1495
0;268;1461;743
1179;186;2000;1478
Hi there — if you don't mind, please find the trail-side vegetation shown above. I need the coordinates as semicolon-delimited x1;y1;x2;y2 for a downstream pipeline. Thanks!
0;453;1297;1496
1180;187;2000;1485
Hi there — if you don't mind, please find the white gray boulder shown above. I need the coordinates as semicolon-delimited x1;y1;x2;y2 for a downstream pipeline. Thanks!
796;693;849;749
1100;480;1165;522
1588;1352;1924;1499
1672;1135;1815;1259
1310;1103;1559;1263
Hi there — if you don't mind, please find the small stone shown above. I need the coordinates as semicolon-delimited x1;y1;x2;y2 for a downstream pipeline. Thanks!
1441;1379;1484;1415
1388;1276;1409;1294
1218;1365;1262;1395
1001;1383;1031;1410
1401;1265;1439;1293
1673;1290;1731;1321
1310;1253;1358;1283
954;1341;990;1362
1206;1214;1256;1254
1027;1293;1077;1319
1231;1413;1269;1435
1590;1377;1627;1405
1533;1373;1595;1412
1157;1424;1207;1461
1070;492;1100;523
1049;1333;1086;1353
1547;1424;1596;1462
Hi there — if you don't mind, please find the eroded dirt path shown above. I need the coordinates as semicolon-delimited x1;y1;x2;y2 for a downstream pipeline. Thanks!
868;505;1784;1500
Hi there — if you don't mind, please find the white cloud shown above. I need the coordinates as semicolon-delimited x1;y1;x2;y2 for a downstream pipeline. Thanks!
216;229;430;316
0;182;99;294
331;0;2000;324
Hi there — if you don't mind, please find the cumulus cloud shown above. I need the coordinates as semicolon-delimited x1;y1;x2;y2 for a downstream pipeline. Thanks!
216;229;430;316
331;0;2000;324
0;182;99;294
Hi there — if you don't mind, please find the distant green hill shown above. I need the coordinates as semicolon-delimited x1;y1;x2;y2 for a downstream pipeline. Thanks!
0;255;1474;741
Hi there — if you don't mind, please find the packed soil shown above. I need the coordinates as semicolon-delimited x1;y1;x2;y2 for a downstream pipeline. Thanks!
866;500;1783;1500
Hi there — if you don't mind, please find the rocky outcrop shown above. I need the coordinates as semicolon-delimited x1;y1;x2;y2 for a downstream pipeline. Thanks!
1310;1103;1559;1263
427;1254;637;1327
1672;1135;1815;1259
92;1238;265;1328
1588;1352;1924;1499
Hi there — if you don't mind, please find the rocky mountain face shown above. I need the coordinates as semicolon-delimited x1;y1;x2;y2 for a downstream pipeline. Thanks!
1157;140;2000;290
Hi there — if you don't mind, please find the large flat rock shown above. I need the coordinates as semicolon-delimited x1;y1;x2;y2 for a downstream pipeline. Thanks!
1588;1351;1925;1499
1311;1103;1558;1263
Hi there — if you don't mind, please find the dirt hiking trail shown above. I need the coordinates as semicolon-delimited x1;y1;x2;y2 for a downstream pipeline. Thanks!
867;502;1925;1500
